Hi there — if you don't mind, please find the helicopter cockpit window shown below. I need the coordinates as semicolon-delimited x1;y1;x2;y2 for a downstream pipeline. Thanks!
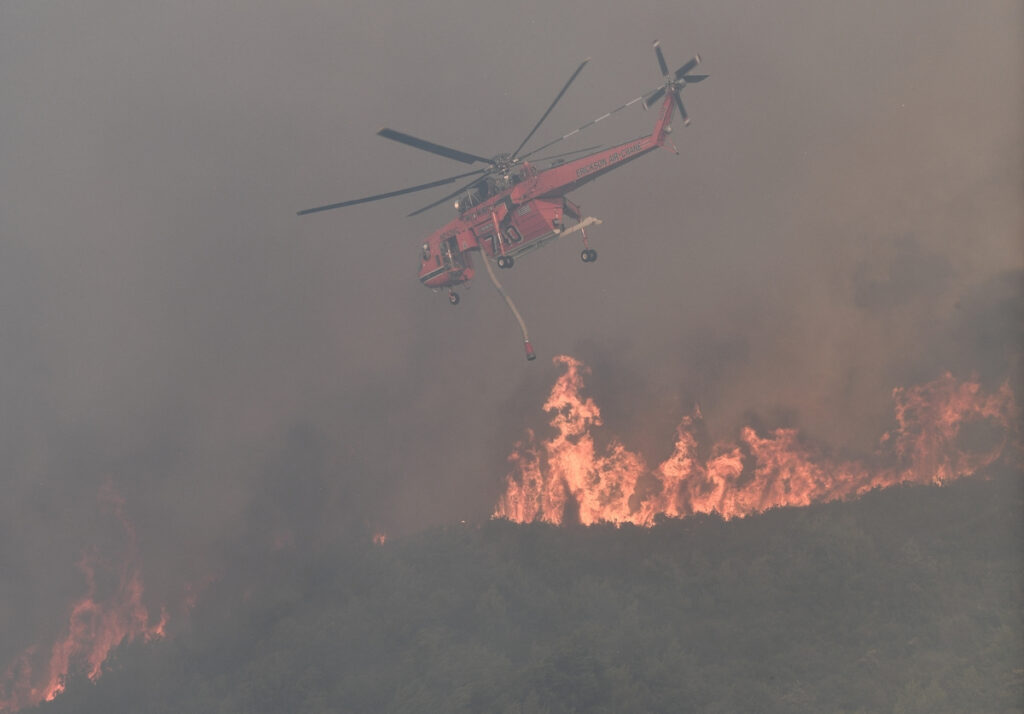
421;243;430;261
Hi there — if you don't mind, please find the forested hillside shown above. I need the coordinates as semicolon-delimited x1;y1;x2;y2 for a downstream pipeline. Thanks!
32;471;1023;713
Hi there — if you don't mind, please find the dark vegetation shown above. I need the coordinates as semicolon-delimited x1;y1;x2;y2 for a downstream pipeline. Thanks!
33;471;1023;713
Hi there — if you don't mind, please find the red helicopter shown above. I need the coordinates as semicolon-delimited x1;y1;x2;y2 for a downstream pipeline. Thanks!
299;42;707;360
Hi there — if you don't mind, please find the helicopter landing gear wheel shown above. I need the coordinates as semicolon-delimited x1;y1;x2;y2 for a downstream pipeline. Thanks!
497;256;514;269
448;290;460;306
581;248;597;263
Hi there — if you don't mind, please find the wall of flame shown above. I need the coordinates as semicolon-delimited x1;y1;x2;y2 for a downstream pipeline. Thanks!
494;356;1017;526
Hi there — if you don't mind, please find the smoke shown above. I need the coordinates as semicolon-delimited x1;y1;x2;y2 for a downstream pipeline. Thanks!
0;0;1021;702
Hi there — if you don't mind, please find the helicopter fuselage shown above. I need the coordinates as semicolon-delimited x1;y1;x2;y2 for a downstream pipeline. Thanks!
298;41;705;359
417;94;675;290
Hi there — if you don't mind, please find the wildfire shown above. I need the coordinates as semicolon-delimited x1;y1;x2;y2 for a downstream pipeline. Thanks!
0;484;167;712
494;356;1017;526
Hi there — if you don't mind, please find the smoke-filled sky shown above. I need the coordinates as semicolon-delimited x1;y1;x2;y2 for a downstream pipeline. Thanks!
1;0;1021;672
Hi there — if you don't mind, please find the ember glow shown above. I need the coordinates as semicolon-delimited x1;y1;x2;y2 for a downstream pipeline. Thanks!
0;486;167;712
494;356;1017;526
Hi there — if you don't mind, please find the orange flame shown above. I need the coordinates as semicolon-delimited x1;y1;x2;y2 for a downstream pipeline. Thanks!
0;486;167;712
494;356;1017;526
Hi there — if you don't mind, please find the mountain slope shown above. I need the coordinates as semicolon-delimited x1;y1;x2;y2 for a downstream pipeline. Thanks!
32;471;1023;714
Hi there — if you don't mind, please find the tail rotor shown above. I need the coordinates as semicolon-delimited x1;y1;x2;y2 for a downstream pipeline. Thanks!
643;41;706;126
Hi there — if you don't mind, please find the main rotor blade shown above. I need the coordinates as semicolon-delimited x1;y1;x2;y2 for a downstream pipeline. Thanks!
674;55;701;80
673;91;689;126
511;58;589;160
520;93;648;160
681;73;708;83
407;174;489;217
529;144;603;163
654;41;670;77
377;128;491;165
297;169;486;216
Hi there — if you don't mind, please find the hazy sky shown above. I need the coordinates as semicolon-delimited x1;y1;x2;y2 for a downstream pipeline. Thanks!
1;0;1021;667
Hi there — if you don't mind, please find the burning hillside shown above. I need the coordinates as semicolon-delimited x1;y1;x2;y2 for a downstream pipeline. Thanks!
0;484;167;712
494;356;1017;526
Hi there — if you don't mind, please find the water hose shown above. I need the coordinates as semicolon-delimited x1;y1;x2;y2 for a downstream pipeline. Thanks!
477;243;536;361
